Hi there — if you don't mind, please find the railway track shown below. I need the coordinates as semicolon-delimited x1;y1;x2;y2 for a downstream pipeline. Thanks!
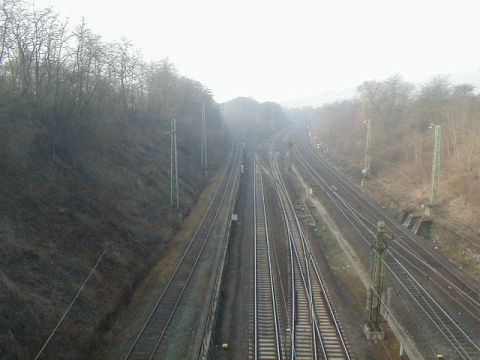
270;153;352;360
297;134;480;314
253;161;282;359
292;132;480;359
275;174;316;360
122;145;239;360
334;192;480;325
385;256;480;359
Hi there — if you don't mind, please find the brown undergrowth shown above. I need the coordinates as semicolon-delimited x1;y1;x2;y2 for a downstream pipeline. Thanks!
0;116;230;359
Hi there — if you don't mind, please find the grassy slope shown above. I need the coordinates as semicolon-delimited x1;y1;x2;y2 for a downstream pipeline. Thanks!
0;116;229;359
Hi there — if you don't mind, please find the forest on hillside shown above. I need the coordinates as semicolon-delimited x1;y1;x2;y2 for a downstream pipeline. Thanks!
222;97;290;143
0;1;230;358
290;74;480;229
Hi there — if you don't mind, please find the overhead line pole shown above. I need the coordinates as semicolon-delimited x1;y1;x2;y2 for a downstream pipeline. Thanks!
169;118;179;212
363;118;372;178
201;103;208;176
429;124;441;207
361;112;372;190
364;221;386;340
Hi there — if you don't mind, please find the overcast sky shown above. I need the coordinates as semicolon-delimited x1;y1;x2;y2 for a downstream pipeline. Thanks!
35;0;480;103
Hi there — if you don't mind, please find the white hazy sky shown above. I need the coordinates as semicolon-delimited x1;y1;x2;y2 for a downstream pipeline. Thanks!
35;0;480;103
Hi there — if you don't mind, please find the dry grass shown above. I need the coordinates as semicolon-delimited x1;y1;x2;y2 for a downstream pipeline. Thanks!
0;116;229;359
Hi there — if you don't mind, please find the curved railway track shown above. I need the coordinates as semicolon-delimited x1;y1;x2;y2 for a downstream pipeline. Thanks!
270;152;352;360
333;192;480;324
122;144;239;360
292;132;480;359
297;134;480;313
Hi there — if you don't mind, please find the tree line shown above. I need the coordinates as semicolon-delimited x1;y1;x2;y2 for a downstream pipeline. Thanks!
221;97;290;143
0;0;222;162
290;74;480;206
0;2;229;358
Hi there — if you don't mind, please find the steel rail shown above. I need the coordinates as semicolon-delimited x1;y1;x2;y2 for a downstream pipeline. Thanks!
333;193;480;323
253;160;282;359
292;141;480;359
273;159;319;360
270;156;316;359
254;161;258;359
297;134;480;308
271;152;351;359
123;144;239;360
272;154;351;359
295;137;480;317
192;145;241;360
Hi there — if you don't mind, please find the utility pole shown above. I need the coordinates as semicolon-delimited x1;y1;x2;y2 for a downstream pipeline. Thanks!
429;124;441;206
170;118;179;211
241;142;247;174
364;221;386;340
287;141;293;172
201;103;208;176
362;118;372;179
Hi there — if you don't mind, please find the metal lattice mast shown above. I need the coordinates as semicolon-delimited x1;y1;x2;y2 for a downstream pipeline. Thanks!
429;124;441;206
287;141;293;172
201;103;208;176
368;221;386;331
170;118;179;211
363;118;372;178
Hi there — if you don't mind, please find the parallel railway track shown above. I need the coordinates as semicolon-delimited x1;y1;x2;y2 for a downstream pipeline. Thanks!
298;136;480;313
292;132;480;359
270;152;352;360
253;161;283;359
123;145;239;360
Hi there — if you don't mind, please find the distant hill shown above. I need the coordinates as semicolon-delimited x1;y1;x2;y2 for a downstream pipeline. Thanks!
221;97;289;142
281;87;357;109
